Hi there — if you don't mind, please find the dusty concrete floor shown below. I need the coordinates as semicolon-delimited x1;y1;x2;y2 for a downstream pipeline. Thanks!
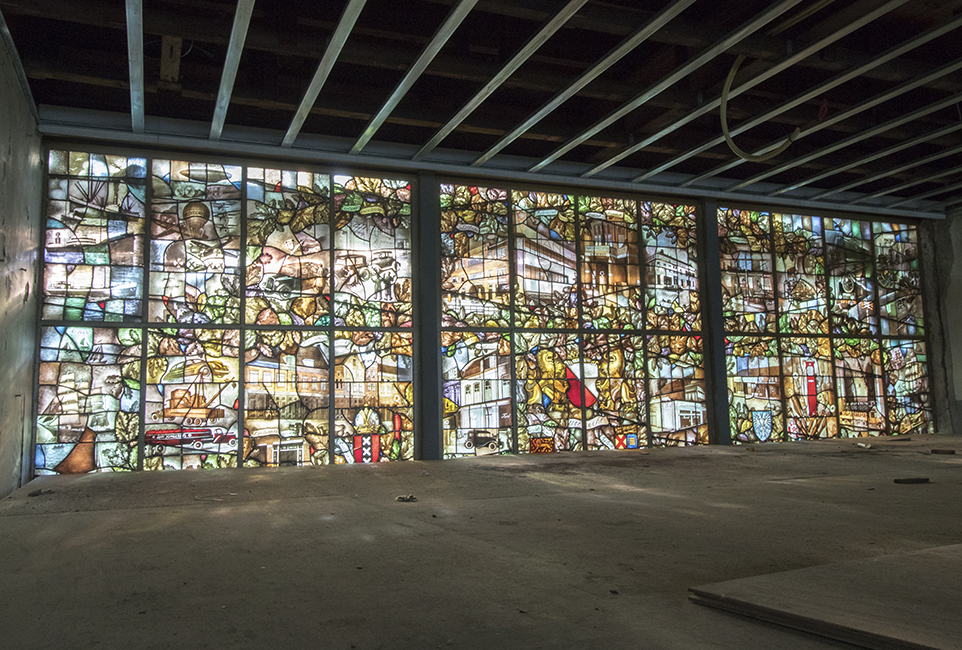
2;434;961;650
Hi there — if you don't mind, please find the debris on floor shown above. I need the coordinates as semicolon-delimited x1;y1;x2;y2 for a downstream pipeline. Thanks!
396;494;418;502
894;477;930;484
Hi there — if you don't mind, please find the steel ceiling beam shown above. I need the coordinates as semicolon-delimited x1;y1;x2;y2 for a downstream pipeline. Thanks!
810;123;962;200
209;0;255;141
640;11;962;186
125;0;144;134
282;0;367;147
888;178;962;208
858;163;962;202
766;57;962;196
350;0;478;155
523;0;806;173
726;89;962;192
582;0;907;179
412;0;589;162
469;0;700;168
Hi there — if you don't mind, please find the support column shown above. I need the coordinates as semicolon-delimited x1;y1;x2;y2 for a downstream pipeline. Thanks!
414;172;442;459
699;198;732;445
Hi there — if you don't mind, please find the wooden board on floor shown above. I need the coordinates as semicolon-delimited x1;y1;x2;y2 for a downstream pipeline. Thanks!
690;544;962;650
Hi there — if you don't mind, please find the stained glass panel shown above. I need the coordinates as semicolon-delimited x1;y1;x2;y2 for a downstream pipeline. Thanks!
718;208;775;333
332;332;413;463
244;330;329;467
149;160;242;324
882;339;933;435
874;223;923;336
642;202;700;332
834;338;886;437
333;176;412;328
513;191;578;328
441;331;512;458
35;327;141;474
44;151;146;321
246;168;330;326
515;332;583;452
145;328;240;470
774;214;827;334
580;196;643;330
781;337;837;440
726;336;783;444
647;335;706;446
583;334;647;450
440;185;510;328
826;218;876;335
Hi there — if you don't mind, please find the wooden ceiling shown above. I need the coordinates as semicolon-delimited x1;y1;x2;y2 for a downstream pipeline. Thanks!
3;0;962;215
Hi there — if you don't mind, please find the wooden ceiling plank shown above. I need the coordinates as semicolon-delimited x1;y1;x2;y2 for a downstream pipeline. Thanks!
412;0;589;161
522;0;806;173
350;0;479;155
209;0;255;141
282;0;367;147
125;0;144;133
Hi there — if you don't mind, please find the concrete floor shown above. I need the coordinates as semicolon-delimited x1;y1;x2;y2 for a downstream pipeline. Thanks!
2;434;960;650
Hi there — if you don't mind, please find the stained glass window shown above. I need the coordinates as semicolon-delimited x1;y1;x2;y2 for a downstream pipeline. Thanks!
642;202;700;332
513;191;578;329
149;159;242;324
332;332;414;463
440;185;510;328
333;176;412;328
774;213;827;334
36;327;141;473
834;338;885;437
144;328;240;470
781;337;837;440
826;218;876;336
726;336;783;443
515;332;583;453
244;330;329;466
583;334;647;450
648;335;706;446
441;331;512;457
580;197;642;330
874;223;923;336
246;168;331;326
882;339;933;435
718;208;775;333
44;151;146;321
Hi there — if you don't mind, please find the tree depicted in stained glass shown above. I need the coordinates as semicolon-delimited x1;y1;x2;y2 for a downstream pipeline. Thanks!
244;330;329;466
440;185;510;328
874;223;923;336
333;176;412;328
332;332;413;463
144;328;239;469
826;218;876;335
882;339;933;435
834;338;885;437
726;336;783;443
781;337;837;440
441;331;512;457
583;334;647;450
774;214;827;334
515;332;583;453
44;151;146;321
149;160;242;323
718;208;775;333
35;327;141;474
246;168;330;327
513;191;578;328
580;196;643;330
641;202;700;332
647;335;706;446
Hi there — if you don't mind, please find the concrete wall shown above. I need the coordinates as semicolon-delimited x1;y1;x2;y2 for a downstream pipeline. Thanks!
0;23;42;496
927;213;962;434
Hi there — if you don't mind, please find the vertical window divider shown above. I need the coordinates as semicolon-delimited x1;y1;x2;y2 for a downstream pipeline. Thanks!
236;165;247;469
327;171;336;468
699;198;732;445
575;194;588;450
507;190;519;454
638;200;652;449
138;155;153;470
414;172;441;460
769;212;788;443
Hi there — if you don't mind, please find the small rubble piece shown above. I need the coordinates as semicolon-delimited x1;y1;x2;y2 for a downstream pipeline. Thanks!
396;494;418;502
27;488;52;497
893;477;929;484
857;443;872;449
931;449;956;455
